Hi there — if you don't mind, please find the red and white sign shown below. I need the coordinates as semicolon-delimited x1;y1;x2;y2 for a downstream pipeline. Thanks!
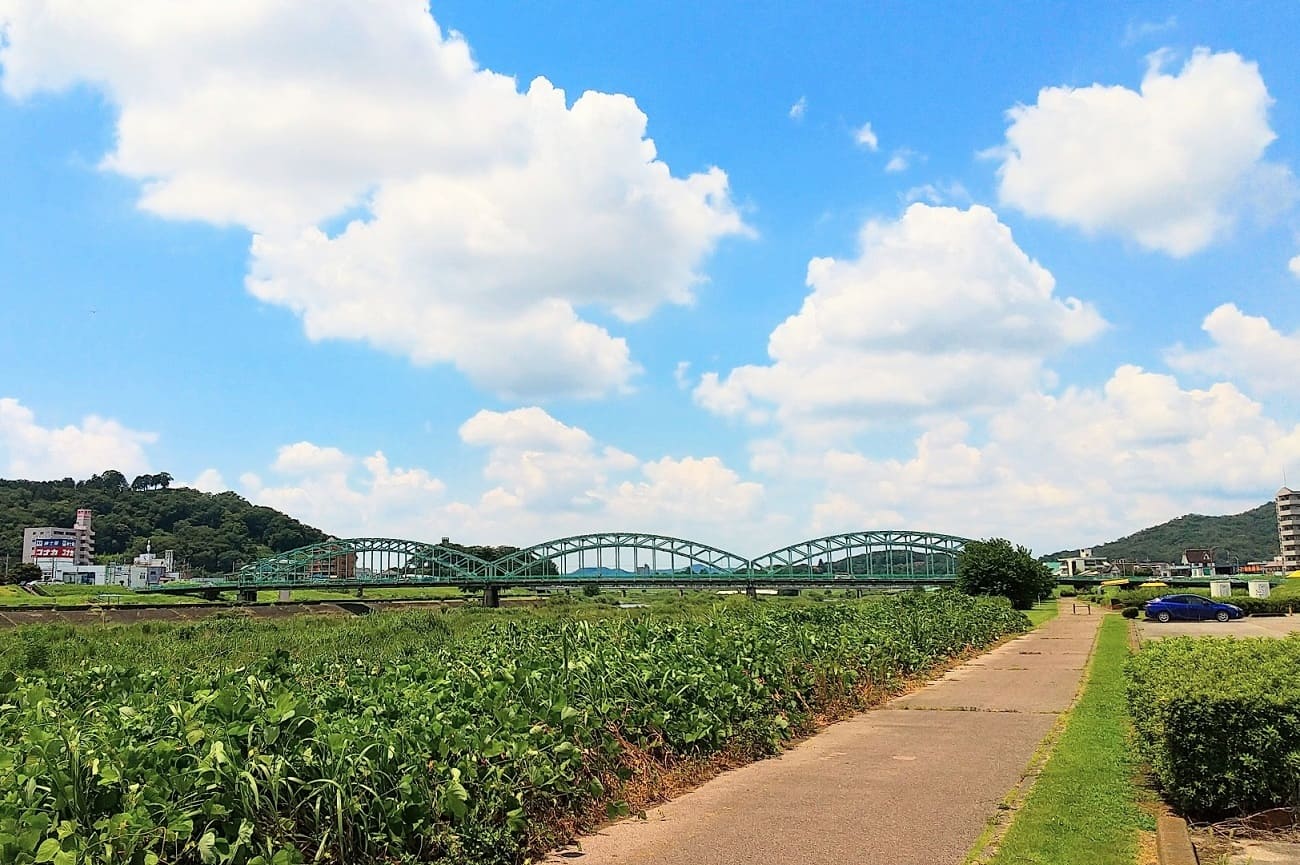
30;538;75;558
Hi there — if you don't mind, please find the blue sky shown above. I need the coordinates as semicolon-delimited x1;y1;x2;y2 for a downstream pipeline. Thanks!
1;1;1298;555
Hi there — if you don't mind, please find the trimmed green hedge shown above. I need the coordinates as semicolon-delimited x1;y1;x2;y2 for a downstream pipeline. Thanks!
1127;636;1300;816
1112;587;1211;607
1112;588;1297;616
1234;596;1299;616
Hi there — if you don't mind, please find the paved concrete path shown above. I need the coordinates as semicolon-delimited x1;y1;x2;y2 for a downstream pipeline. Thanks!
1136;614;1300;640
549;603;1101;865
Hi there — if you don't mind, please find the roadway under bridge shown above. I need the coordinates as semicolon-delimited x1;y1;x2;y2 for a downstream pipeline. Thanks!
144;531;973;605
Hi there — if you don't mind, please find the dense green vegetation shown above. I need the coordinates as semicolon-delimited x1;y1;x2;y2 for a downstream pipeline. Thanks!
985;616;1150;865
957;538;1055;609
1044;502;1277;565
0;592;1027;864
0;472;328;575
1127;635;1300;816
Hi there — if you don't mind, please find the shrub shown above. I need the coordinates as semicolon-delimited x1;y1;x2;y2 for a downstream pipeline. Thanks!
1127;636;1300;816
1121;606;1140;619
1234;596;1297;616
956;538;1055;610
1058;587;1077;597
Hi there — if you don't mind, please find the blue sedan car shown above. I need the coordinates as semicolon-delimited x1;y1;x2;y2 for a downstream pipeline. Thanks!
1144;594;1244;623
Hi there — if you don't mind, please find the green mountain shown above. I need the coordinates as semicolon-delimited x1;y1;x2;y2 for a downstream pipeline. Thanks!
0;471;328;575
1044;502;1278;565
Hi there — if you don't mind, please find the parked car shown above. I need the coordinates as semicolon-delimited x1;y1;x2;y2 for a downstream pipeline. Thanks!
1143;594;1244;623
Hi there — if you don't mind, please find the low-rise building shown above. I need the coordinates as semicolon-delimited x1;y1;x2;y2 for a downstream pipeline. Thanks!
1061;549;1110;578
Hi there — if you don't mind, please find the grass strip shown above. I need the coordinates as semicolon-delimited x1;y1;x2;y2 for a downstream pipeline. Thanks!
984;614;1152;865
1025;599;1060;628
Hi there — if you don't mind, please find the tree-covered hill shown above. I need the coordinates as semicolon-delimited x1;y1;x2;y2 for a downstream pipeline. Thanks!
0;470;328;575
1043;502;1278;565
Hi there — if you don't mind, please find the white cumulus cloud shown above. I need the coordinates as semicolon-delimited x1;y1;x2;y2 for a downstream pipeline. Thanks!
183;468;227;493
854;122;878;150
227;407;768;552
245;449;447;540
1290;253;1300;278
993;48;1295;256
777;365;1300;552
0;0;747;399
459;407;637;511
0;397;156;479
884;149;915;173
1166;303;1300;395
694;204;1106;434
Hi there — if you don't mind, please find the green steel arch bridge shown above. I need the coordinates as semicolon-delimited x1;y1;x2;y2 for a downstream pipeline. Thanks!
143;530;972;605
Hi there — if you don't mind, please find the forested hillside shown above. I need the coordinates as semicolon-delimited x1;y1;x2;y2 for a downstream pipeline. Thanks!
0;471;328;575
1044;502;1278;564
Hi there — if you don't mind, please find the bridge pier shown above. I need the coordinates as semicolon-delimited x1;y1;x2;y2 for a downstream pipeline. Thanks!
202;589;220;602
746;585;757;599
483;586;500;608
236;588;257;604
355;586;364;598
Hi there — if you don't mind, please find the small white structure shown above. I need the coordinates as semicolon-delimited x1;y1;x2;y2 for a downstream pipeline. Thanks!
1209;580;1233;598
1248;580;1272;599
1062;549;1110;578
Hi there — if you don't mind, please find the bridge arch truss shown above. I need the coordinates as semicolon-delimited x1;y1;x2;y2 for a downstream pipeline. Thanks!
182;530;972;594
493;532;751;581
235;537;495;585
749;531;967;580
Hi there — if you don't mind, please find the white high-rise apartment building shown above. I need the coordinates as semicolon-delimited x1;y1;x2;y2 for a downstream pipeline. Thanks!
22;508;95;568
1278;487;1300;572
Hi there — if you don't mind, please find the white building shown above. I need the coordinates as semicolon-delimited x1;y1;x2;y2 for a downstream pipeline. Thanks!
1061;549;1110;578
41;541;179;589
1278;487;1300;572
23;508;95;568
51;561;168;590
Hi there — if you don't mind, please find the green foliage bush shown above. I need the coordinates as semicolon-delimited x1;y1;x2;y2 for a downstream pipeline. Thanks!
1234;596;1299;616
957;538;1055;610
0;592;1027;864
1121;606;1140;619
1127;636;1300;816
1058;587;1077;597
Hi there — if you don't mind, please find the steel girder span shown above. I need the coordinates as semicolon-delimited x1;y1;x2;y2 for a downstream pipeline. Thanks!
169;530;972;591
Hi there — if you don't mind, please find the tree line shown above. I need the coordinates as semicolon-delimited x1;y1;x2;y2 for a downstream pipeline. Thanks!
0;471;328;576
